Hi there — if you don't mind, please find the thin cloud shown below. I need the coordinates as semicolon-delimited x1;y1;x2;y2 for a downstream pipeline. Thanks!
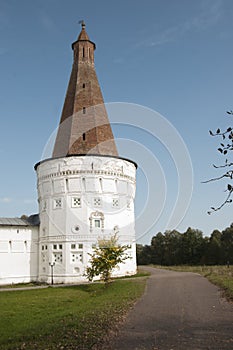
189;0;223;31
0;197;36;204
137;0;223;48
39;12;57;33
23;199;36;204
0;197;12;203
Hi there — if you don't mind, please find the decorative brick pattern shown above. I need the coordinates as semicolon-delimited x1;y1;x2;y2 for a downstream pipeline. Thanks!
53;23;118;158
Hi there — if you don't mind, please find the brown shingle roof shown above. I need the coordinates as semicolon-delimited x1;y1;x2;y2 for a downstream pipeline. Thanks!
52;23;118;158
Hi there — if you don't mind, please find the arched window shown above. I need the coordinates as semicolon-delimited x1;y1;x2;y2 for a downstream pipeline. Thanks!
89;211;104;232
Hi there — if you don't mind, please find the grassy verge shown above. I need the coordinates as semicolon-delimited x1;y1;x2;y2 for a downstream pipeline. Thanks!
157;265;233;301
0;278;147;350
0;282;46;289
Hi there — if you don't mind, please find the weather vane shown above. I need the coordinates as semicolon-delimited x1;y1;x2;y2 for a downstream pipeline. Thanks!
79;20;85;28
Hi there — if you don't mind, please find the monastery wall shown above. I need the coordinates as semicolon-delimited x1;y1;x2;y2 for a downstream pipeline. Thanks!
0;226;38;285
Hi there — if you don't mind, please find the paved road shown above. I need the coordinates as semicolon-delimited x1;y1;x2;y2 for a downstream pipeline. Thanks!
109;267;233;350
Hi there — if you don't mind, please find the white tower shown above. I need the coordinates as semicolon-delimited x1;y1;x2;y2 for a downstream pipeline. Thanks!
35;23;137;284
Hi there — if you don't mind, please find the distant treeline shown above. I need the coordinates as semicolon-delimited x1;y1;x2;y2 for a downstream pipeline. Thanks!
136;224;233;266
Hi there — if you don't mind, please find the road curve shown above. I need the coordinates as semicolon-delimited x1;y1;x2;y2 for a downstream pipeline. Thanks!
109;266;233;350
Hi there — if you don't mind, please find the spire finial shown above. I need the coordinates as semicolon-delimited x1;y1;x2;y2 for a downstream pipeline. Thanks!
79;20;85;29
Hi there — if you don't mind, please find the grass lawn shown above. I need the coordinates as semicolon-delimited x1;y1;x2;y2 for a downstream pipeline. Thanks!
158;265;233;301
0;278;147;350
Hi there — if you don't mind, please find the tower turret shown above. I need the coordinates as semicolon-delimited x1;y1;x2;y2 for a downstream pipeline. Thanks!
35;23;137;284
53;21;118;158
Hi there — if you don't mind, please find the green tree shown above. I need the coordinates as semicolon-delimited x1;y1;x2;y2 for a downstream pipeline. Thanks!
136;244;152;265
204;230;222;265
151;232;166;265
163;230;182;265
85;235;130;285
221;223;233;264
181;227;205;265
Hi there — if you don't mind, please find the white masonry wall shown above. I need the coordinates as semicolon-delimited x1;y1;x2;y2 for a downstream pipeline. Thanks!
36;155;137;284
0;226;39;285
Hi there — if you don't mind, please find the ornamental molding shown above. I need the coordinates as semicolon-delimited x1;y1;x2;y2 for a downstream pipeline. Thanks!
38;169;135;183
39;234;100;242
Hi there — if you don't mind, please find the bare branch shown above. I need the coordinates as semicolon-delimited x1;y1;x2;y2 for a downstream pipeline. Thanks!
202;173;230;183
207;190;233;214
213;162;233;169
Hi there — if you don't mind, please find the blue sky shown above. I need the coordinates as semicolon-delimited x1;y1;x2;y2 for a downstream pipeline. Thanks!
0;0;233;243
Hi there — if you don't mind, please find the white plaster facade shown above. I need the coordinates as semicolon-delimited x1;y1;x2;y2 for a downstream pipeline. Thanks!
35;155;137;284
0;154;137;286
0;221;38;285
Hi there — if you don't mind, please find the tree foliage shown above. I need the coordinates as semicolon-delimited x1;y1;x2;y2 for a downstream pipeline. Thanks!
137;224;233;266
85;235;130;285
204;111;233;214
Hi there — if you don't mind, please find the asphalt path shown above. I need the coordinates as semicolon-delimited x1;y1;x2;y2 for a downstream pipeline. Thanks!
109;266;233;350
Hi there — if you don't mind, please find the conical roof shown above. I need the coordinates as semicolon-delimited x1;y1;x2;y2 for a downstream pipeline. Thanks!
52;22;118;158
77;21;90;41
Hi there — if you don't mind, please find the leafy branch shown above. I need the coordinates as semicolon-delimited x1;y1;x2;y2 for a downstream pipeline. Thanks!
204;111;233;214
84;234;130;285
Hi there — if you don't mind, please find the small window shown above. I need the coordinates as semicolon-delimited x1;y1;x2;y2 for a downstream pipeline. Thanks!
83;47;85;57
83;107;86;114
53;244;57;250
42;245;44;251
83;83;85;88
59;244;63;250
73;225;80;232
94;219;101;228
82;178;86;190
72;197;81;208
54;198;62;209
78;243;83;249
112;198;119;207
71;244;76;250
93;198;101;207
82;133;86;141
